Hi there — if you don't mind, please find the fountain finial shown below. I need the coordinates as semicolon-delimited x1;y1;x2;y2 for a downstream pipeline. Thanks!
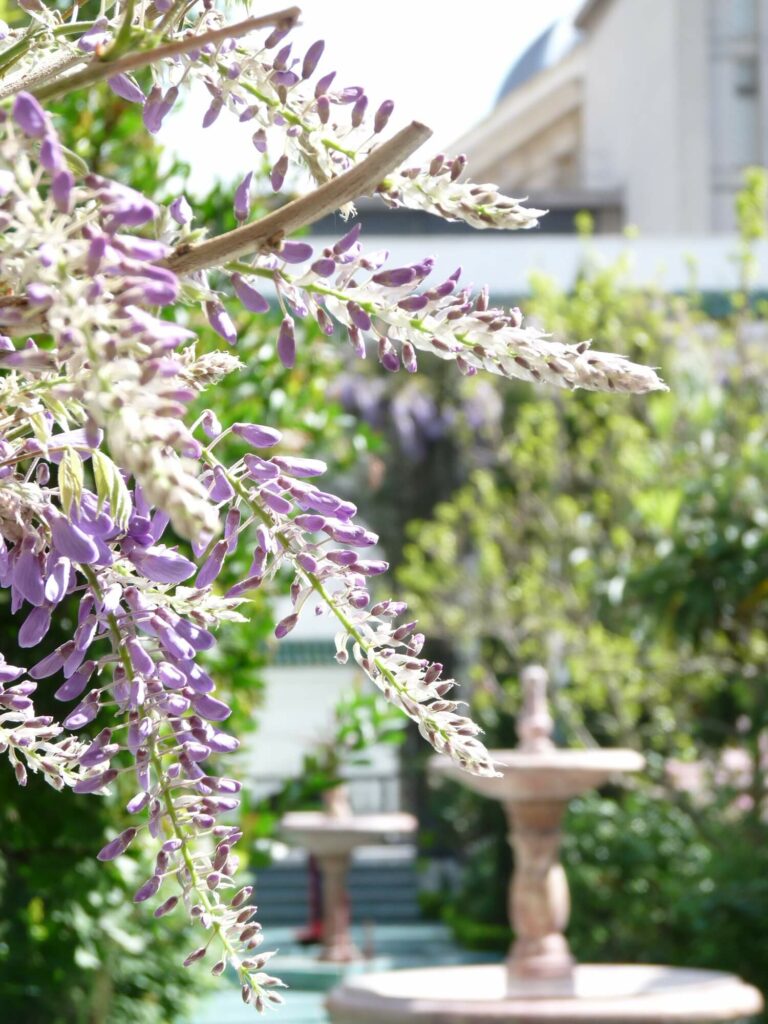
517;665;555;753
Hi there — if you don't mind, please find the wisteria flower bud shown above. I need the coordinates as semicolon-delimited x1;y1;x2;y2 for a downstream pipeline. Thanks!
39;134;63;173
315;94;330;123
277;317;296;368
378;336;400;372
51;171;74;214
108;74;145;105
154;895;179;918
275;613;298;638
351;94;368;128
279;240;313;264
197;541;227;589
78;18;110;52
98;828;137;861
73;769;117;794
129;545;196;585
133;874;161;903
13;92;46;137
270;155;288;193
234;171;253;222
402;341;418;373
205;301;237;346
232;423;282;447
202;97;223;128
169;195;193;226
302;40;324;79
201;410;223;439
231;273;269;313
183;946;207;967
374;99;394;133
314;70;336;97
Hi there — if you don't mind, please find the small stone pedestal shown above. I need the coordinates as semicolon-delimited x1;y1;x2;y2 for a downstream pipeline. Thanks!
280;786;416;968
317;851;358;963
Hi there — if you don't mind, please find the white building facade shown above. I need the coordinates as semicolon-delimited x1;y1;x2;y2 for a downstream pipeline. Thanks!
452;0;768;234
240;597;403;812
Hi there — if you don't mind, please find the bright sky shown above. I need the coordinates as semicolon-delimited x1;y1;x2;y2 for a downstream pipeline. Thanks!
165;0;579;193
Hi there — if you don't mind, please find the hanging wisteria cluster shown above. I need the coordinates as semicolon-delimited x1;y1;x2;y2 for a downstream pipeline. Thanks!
0;0;666;1011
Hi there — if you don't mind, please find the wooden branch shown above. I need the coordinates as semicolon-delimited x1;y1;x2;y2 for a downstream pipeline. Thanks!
32;7;301;102
0;121;432;332
162;120;432;275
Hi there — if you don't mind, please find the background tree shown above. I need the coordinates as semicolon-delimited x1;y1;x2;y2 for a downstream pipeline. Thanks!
395;174;768;1011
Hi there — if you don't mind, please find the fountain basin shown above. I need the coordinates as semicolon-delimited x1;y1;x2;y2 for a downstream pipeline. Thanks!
327;962;763;1022
280;811;417;857
432;748;646;803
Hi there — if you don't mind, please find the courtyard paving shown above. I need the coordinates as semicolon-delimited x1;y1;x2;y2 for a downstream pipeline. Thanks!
183;922;495;1024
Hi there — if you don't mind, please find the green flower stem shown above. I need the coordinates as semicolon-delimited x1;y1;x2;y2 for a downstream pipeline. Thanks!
103;0;136;60
155;0;194;36
79;564;264;999
221;63;356;160
225;260;476;353
200;448;436;726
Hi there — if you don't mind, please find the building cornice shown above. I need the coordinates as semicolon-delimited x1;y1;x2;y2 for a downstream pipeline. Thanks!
448;45;586;181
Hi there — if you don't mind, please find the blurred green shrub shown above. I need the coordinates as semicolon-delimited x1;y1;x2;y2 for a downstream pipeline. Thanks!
400;170;768;1010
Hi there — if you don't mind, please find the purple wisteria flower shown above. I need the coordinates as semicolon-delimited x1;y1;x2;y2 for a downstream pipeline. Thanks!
0;2;667;1010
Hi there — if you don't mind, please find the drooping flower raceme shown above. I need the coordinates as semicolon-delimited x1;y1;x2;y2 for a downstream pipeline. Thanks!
0;2;666;1011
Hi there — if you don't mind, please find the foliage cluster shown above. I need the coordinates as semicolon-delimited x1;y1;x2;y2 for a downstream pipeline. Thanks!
397;174;768;1004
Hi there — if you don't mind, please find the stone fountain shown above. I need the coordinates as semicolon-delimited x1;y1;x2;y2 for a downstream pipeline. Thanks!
280;784;416;964
327;666;763;1023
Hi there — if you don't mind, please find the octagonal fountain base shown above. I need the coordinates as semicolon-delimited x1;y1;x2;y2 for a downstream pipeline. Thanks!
326;963;763;1023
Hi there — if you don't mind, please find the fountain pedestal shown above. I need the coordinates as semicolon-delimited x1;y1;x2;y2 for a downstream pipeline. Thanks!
317;850;357;962
327;666;763;1023
505;798;575;992
280;786;417;965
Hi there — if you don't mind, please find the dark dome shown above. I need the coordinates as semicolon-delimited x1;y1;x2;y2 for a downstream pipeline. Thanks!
497;15;582;102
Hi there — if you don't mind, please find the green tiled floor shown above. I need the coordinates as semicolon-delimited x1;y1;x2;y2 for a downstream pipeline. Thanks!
190;988;326;1024
182;923;495;1024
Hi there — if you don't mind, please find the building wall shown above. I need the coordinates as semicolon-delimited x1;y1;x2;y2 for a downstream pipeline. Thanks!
237;598;400;801
708;0;765;229
239;663;400;797
451;46;587;197
582;0;711;234
583;0;768;234
451;0;768;236
482;108;583;192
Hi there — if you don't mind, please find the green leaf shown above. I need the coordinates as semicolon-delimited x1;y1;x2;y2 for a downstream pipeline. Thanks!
59;448;83;518
92;450;132;529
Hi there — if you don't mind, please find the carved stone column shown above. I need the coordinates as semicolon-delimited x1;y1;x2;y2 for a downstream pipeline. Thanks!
504;798;574;993
317;851;360;962
504;664;574;994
